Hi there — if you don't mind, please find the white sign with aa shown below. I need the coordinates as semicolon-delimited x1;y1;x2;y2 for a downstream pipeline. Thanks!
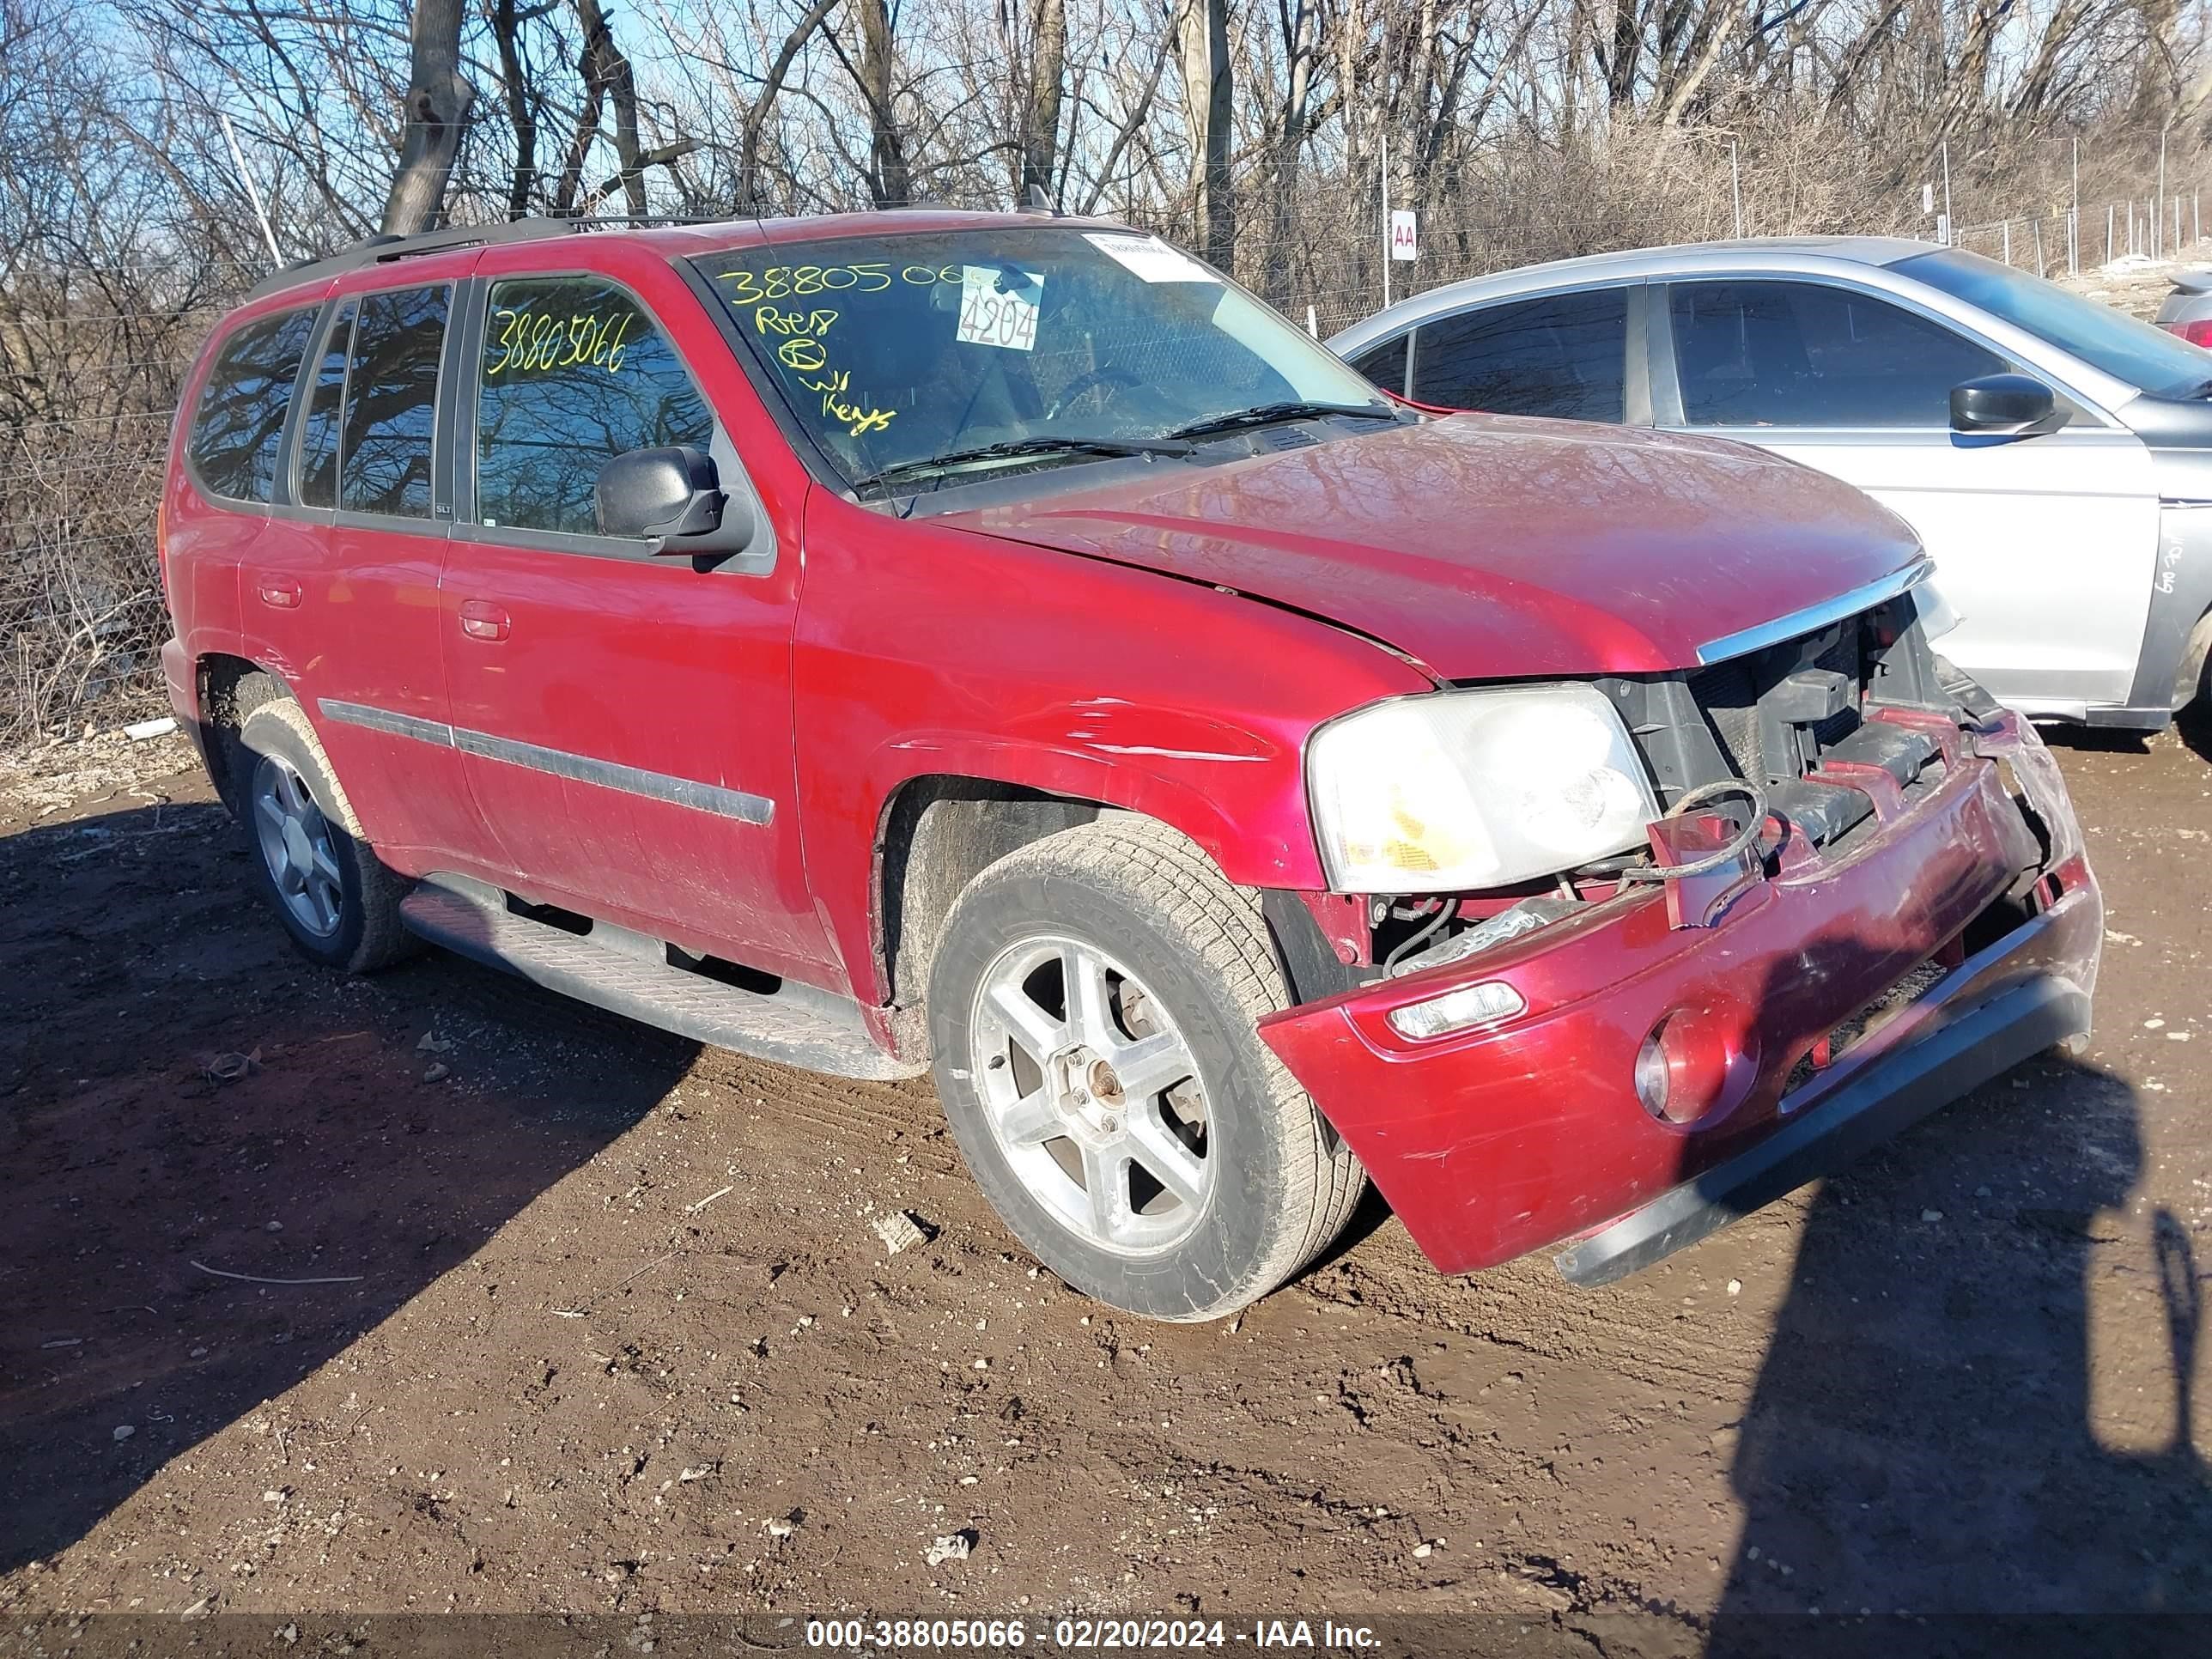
1389;210;1419;262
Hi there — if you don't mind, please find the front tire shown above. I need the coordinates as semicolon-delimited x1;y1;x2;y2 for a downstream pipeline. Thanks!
927;818;1364;1321
234;696;416;974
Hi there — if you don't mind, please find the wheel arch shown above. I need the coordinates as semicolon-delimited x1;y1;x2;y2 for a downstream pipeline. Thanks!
867;772;1351;1063
196;652;295;811
872;775;1111;1058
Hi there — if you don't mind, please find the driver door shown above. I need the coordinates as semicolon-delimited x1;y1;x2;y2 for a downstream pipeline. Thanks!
439;264;827;980
1656;277;2160;714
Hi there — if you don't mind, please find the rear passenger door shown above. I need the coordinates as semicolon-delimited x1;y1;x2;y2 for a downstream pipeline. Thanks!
238;281;484;864
1656;278;2160;713
440;266;825;979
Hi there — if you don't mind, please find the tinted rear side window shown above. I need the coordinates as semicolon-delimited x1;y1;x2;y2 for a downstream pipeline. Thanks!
475;276;713;535
1411;289;1628;421
339;285;449;518
1347;333;1410;396
187;307;319;502
295;300;356;510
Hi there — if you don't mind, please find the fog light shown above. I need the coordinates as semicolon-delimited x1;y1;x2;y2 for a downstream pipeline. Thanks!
1388;980;1525;1041
1633;1031;1673;1117
1634;1008;1735;1125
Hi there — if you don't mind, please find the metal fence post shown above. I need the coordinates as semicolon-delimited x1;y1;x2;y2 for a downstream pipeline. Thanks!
1941;143;1953;246
2032;215;2045;276
2109;202;2116;264
2002;221;2011;264
1380;130;1390;312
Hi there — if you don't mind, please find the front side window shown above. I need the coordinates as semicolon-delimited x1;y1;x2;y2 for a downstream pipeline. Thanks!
187;306;319;501
476;276;714;535
1670;280;2006;428
338;284;449;518
1899;247;2212;400
1410;289;1627;420
697;228;1387;495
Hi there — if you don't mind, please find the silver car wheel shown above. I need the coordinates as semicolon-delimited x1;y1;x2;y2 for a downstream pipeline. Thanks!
251;752;343;939
969;933;1213;1255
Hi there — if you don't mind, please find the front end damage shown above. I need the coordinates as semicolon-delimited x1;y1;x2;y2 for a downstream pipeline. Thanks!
1257;597;2101;1285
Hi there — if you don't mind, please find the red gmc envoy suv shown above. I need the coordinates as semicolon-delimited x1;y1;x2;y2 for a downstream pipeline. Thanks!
160;210;2100;1320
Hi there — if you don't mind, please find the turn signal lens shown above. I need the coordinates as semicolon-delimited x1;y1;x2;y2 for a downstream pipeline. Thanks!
1388;980;1525;1041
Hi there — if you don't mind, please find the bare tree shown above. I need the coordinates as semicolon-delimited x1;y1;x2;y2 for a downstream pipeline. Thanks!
1176;0;1233;263
1020;0;1068;200
382;0;476;231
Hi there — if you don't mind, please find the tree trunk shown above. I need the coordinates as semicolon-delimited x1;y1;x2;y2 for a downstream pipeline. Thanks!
379;0;474;234
1176;0;1233;267
852;0;911;205
556;0;647;218
1265;0;1318;298
739;0;847;210
489;0;537;220
1020;0;1067;203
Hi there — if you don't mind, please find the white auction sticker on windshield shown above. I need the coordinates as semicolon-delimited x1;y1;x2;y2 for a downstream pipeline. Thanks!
1084;232;1218;283
957;264;1042;351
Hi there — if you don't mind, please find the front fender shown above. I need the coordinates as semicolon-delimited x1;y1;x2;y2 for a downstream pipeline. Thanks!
794;495;1432;1005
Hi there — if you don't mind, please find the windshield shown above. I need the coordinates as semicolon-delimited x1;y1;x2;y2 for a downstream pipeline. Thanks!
698;228;1389;492
1899;246;2212;398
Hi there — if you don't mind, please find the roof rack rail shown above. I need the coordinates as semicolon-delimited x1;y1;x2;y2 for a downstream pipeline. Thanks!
243;214;733;303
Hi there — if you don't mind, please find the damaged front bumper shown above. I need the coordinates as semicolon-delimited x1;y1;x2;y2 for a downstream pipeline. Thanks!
1256;710;2100;1284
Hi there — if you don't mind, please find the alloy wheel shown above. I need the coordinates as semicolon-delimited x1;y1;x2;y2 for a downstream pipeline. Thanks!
969;934;1213;1255
250;752;343;939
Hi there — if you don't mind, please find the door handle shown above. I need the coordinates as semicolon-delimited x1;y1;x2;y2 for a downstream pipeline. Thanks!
256;578;301;609
458;600;510;642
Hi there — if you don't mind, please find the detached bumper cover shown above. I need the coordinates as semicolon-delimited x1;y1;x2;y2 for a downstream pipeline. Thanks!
1553;947;2087;1285
1257;713;2100;1280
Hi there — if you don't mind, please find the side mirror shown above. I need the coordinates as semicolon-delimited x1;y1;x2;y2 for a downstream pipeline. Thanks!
594;445;755;556
1949;374;2061;437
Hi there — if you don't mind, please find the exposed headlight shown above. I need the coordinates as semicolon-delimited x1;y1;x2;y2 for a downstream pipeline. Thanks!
1308;684;1659;892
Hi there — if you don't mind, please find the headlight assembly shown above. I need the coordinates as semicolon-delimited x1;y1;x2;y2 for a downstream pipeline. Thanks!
1307;684;1659;892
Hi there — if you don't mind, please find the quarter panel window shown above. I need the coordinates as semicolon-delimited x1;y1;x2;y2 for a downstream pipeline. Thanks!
1410;289;1627;421
476;276;713;536
339;285;448;518
1670;280;2008;428
187;306;319;502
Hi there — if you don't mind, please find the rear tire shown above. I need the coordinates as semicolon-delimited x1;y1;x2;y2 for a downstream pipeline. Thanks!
234;696;416;974
927;817;1364;1322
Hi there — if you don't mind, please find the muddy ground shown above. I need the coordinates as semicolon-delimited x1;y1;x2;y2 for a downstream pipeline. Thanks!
1;713;2209;1648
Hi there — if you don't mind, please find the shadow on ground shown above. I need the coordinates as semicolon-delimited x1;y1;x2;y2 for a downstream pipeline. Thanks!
0;797;698;1573
1705;1049;2212;1650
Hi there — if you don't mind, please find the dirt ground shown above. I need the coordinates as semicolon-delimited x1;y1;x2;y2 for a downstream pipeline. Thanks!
1;708;2209;1650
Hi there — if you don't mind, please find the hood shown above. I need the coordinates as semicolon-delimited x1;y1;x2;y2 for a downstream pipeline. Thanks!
941;415;1924;680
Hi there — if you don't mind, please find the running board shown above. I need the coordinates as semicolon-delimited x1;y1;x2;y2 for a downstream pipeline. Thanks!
398;874;923;1082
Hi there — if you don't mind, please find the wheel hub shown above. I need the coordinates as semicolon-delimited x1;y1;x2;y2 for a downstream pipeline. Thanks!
1048;1043;1126;1142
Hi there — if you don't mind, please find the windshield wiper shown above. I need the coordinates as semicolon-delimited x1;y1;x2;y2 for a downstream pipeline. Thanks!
847;435;1192;498
1165;400;1402;441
